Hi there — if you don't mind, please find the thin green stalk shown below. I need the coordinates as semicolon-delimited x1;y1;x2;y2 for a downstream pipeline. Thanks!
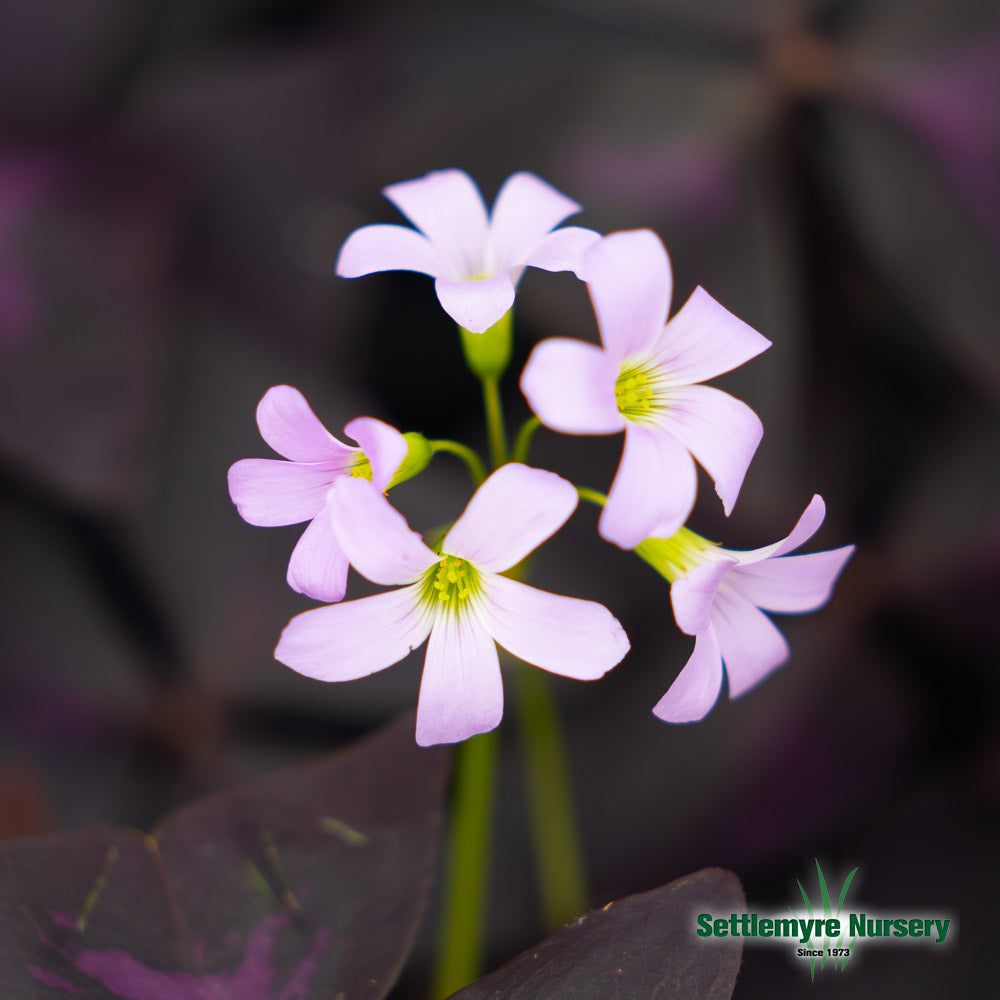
576;486;607;508
514;663;588;930
510;416;541;465
481;374;507;468
430;730;499;1000
429;439;487;487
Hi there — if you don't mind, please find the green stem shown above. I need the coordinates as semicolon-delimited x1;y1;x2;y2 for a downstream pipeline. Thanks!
514;664;588;931
576;486;607;508
429;439;487;487
430;730;499;1000
510;416;541;465
481;374;508;469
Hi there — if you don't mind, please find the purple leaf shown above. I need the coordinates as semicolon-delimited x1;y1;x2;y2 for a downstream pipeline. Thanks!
0;714;449;999
451;868;745;1000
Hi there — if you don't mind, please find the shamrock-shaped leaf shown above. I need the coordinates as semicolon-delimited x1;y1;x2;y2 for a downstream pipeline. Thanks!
452;868;745;1000
0;713;449;999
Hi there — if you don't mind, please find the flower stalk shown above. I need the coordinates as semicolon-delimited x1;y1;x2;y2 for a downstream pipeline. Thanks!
480;373;508;469
511;415;541;464
514;661;588;930
430;729;499;1000
429;438;487;487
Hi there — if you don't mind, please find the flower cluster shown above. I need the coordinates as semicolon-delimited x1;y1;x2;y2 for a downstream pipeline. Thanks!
230;169;852;743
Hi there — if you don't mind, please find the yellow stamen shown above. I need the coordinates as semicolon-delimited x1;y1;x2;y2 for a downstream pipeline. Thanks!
615;359;666;422
350;455;374;481
421;555;481;614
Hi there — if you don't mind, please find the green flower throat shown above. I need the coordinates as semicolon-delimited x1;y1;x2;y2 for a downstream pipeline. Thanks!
420;556;481;612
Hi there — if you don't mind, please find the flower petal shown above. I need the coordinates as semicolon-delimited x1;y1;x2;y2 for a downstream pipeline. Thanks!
344;416;409;491
582;230;671;362
434;273;515;333
652;629;724;724
727;545;855;613
443;463;577;573
328;478;437;584
654;286;771;384
274;586;431;682
483;575;629;679
520;338;624;434
733;494;827;564
670;558;738;635
710;587;789;699
661;384;763;516
255;385;357;463
227;458;342;526
415;613;503;746
486;172;582;271
335;223;444;278
383;169;489;279
286;508;349;603
599;423;697;550
519;226;601;277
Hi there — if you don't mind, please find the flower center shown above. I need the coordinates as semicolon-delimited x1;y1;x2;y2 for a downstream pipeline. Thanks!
350;455;374;481
420;555;481;614
634;527;717;583
615;360;664;421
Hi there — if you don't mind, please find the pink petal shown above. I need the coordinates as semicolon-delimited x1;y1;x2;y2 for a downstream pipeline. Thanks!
653;287;771;384
483;575;629;679
344;416;409;491
274;587;430;682
734;495;827;564
443;463;577;573
670;559;738;635
335;223;444;278
415;613;503;746
519;226;601;277
519;338;624;434
727;545;855;613
286;508;349;603
486;172;582;271
652;629;724;724
227;457;342;526
328;478;437;585
599;423;697;550
383;169;489;279
582;230;671;362
710;587;789;699
256;385;357;463
434;273;515;333
662;384;763;516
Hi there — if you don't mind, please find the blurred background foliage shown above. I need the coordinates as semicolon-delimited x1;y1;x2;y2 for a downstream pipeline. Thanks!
0;0;997;995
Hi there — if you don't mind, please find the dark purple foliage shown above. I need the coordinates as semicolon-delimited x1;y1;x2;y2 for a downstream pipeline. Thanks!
0;715;450;999
451;868;745;1000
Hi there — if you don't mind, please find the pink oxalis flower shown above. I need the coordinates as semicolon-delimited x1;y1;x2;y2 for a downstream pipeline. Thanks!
275;463;630;746
520;229;771;549
335;169;599;334
228;385;408;603
636;495;854;723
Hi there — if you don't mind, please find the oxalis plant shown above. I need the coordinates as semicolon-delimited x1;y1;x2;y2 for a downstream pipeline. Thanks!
1;170;852;1000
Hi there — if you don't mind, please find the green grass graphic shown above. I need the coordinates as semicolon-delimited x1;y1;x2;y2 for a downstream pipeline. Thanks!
794;859;859;981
